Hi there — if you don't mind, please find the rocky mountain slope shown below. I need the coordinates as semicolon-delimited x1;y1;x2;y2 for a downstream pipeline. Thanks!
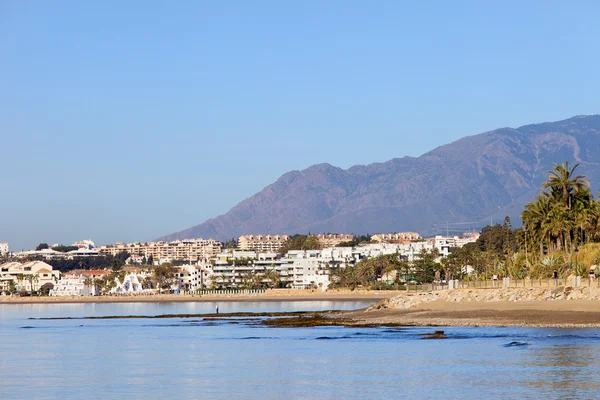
159;115;600;241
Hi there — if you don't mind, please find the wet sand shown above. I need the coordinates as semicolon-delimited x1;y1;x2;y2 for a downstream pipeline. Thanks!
337;299;600;328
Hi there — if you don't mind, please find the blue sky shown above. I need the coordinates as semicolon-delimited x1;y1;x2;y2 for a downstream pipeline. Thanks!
1;0;599;250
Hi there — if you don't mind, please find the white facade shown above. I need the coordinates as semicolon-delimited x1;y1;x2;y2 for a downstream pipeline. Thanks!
285;250;330;290
109;273;146;294
50;274;96;296
175;265;212;291
210;251;286;288
0;242;8;255
0;261;60;293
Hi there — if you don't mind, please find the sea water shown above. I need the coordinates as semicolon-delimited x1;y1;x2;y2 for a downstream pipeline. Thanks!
1;301;600;400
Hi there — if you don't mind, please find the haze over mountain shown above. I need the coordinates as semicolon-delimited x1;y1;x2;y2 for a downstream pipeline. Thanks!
159;115;600;242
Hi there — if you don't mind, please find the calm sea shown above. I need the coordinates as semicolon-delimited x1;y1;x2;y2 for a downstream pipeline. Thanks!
2;300;600;400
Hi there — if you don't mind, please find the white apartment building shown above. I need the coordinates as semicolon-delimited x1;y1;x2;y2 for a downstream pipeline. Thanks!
285;250;330;290
96;238;222;262
51;274;96;296
210;250;286;288
237;235;289;252
0;242;8;256
175;265;212;292
0;261;60;293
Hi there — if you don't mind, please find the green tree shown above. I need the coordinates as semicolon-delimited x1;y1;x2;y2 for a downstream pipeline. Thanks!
110;259;124;272
153;263;177;292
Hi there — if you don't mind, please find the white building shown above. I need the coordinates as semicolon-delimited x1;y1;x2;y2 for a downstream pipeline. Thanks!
210;250;286;288
50;274;96;296
109;273;146;294
0;242;8;256
285;250;330;290
0;261;60;293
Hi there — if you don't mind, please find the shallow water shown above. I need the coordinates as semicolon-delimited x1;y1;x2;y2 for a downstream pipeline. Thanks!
2;301;600;399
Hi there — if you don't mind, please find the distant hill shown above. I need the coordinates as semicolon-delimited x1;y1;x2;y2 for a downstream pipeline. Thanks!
158;115;600;241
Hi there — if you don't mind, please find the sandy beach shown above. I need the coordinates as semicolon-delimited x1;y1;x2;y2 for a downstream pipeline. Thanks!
7;287;600;328
0;289;396;305
337;288;600;328
336;300;600;328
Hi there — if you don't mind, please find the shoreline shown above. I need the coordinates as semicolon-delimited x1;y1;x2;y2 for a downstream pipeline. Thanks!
0;290;394;305
336;297;600;328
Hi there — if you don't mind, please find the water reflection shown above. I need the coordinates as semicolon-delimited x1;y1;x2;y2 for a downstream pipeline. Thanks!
0;300;375;321
525;344;600;395
4;304;600;400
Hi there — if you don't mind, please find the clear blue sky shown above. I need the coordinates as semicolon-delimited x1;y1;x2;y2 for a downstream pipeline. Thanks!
1;0;599;250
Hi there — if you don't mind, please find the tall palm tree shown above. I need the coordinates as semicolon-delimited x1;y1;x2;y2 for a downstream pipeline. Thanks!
542;162;590;210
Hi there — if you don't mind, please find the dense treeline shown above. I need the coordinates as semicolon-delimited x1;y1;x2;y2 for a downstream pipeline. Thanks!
277;234;373;252
39;252;130;273
277;235;322;253
448;162;600;280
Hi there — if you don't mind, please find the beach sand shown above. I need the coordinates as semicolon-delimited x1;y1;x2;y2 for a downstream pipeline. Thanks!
7;288;600;328
0;289;395;305
337;297;600;328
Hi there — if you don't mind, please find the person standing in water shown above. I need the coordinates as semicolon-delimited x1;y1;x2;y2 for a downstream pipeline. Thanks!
216;305;219;314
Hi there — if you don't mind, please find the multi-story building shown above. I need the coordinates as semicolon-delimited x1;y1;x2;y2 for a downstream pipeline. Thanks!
50;274;95;296
174;265;212;292
285;250;331;289
210;250;287;288
0;242;8;256
371;232;421;243
96;238;222;262
315;234;354;247
0;261;60;293
237;235;289;252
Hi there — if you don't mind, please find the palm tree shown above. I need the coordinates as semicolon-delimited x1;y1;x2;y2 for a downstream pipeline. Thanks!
542;162;590;210
15;273;25;292
262;269;280;289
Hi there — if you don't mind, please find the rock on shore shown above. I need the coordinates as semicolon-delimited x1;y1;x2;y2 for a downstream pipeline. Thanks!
369;286;600;310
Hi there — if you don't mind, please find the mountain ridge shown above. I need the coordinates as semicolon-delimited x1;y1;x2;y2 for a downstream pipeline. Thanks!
158;114;600;242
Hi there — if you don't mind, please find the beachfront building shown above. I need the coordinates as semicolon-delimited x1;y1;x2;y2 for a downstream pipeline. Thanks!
315;234;354;247
96;238;222;262
0;261;60;293
173;265;212;292
51;269;112;296
0;242;8;256
237;235;289;252
371;232;421;243
285;250;331;290
210;250;286;288
50;274;97;296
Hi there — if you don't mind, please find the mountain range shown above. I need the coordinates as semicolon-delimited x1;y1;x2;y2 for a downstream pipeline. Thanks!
158;115;600;241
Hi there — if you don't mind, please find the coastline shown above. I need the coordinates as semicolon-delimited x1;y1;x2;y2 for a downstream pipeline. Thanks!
336;291;600;328
0;289;395;305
